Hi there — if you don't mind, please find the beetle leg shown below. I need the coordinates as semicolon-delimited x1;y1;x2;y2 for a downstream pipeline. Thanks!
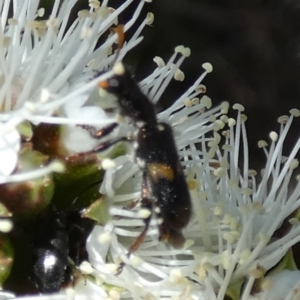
78;122;118;139
93;136;133;152
76;135;133;157
116;172;153;274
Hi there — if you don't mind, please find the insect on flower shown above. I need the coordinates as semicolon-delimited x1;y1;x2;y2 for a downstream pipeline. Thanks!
97;63;192;249
81;27;192;271
31;207;95;293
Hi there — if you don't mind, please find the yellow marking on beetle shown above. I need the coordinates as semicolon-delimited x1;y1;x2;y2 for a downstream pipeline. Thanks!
148;163;175;182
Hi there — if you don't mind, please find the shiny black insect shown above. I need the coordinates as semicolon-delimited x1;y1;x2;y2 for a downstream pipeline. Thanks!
31;208;94;293
85;62;192;261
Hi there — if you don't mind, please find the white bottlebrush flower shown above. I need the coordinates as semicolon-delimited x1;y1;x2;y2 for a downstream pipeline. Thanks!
87;55;229;299
257;270;300;300
1;0;300;300
0;121;20;177
0;0;152;182
184;106;300;300
90;97;300;299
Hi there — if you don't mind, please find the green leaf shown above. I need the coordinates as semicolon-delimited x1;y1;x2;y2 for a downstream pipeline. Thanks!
0;234;14;287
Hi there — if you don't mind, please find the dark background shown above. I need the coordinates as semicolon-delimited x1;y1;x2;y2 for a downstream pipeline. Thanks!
133;0;300;169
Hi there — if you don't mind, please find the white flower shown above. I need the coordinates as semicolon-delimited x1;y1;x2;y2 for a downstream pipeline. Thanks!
0;122;20;176
184;106;300;300
92;94;300;299
0;0;151;182
1;0;300;299
258;270;300;300
0;0;148;115
89;53;228;299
